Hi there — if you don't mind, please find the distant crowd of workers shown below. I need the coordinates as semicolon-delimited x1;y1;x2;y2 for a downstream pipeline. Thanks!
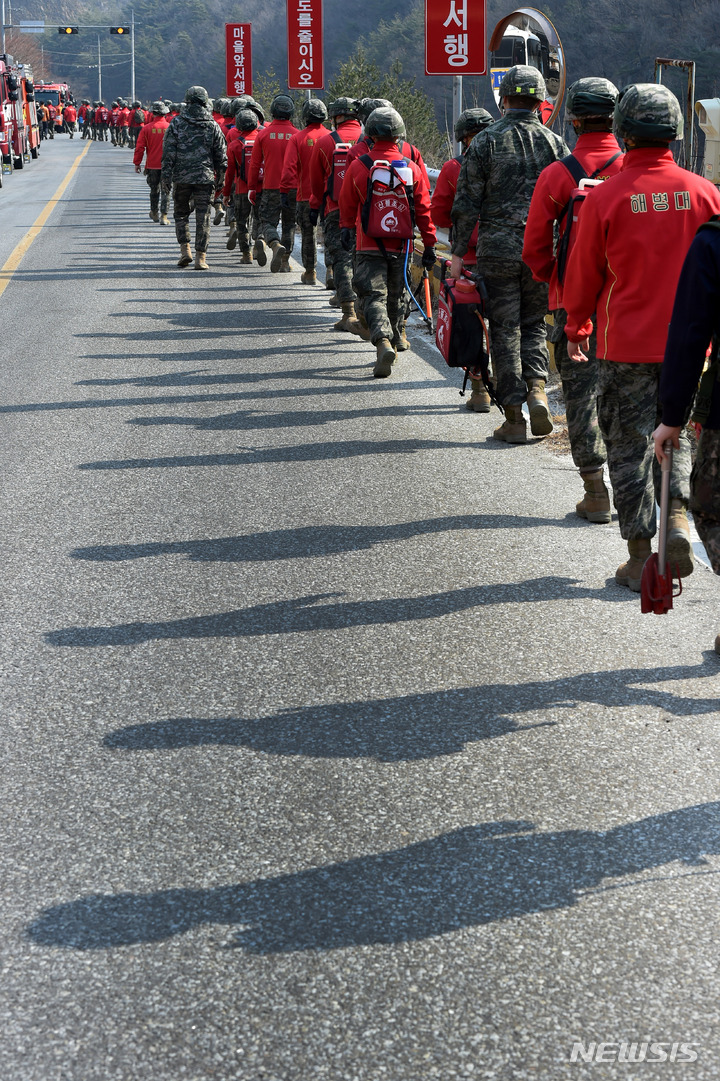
121;72;720;651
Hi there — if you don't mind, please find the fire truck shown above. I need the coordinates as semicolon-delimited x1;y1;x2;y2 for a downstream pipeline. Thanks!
18;64;40;159
34;80;72;134
0;53;36;171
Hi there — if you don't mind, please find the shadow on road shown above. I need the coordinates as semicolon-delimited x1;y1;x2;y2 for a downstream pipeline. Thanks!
26;802;720;952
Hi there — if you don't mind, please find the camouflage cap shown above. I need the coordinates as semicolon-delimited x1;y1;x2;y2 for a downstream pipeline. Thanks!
454;107;494;141
150;100;169;115
329;96;360;118
357;97;392;122
499;65;546;101
566;78;618;119
365;106;405;141
614;83;683;142
235;108;259;132
302;97;328;123
185;85;210;106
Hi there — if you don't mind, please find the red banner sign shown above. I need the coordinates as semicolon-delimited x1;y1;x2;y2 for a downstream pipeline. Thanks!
287;0;323;89
424;0;486;75
225;23;252;96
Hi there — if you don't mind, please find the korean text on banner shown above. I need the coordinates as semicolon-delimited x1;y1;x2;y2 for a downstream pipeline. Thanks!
225;23;253;97
287;0;324;90
424;0;486;76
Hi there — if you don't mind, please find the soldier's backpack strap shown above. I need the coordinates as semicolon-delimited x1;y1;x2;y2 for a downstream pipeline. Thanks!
557;154;588;223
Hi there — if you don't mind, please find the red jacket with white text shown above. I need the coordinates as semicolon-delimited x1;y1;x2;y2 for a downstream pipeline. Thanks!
247;119;298;192
563;147;720;362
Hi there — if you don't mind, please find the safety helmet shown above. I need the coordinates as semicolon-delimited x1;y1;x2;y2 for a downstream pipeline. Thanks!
150;100;169;115
132;101;142;108
454;107;494;141
566;78;619;119
163;99;173;108
185;85;210;106
302;97;328;123
498;65;546;102
270;93;294;119
357;97;392;123
328;96;360;119
614;82;683;142
364;106;406;141
235;108;259;132
112;101;118;108
173;103;184;114
213;97;223;112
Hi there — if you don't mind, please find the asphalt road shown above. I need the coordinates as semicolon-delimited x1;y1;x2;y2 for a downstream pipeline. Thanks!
2;137;720;1081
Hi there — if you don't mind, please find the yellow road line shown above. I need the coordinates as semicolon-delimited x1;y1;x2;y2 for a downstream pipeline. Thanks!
0;143;91;298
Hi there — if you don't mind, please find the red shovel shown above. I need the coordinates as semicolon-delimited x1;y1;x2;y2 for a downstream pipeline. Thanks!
640;439;683;614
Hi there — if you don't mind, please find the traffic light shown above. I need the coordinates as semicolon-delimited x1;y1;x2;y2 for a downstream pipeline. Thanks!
110;26;130;34
58;26;79;34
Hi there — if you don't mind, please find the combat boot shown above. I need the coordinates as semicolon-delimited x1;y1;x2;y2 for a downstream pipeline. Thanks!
667;499;695;577
194;251;209;271
253;239;267;267
280;254;292;273
270;241;286;273
576;470;611;524
493;405;527;444
615;538;652;591
334;302;361;333
526;378;553;436
226;224;238;250
325;271;335;291
301;269;317;285
373;339;396;378
466;377;491;413
394;325;410;352
328;293;343;309
213;204;224;225
349;313;372;341
149;209;159;222
159;213;169;226
240;250;253;264
177;244;192;268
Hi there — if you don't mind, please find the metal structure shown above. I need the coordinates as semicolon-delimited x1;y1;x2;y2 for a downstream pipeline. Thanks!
654;58;696;170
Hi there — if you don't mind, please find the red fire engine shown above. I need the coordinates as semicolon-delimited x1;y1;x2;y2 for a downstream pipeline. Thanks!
0;53;31;170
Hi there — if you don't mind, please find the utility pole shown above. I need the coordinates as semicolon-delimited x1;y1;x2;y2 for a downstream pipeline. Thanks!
1;0;5;54
130;8;135;102
97;35;101;100
453;75;463;154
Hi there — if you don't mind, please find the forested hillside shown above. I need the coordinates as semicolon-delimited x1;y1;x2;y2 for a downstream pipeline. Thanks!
7;0;720;134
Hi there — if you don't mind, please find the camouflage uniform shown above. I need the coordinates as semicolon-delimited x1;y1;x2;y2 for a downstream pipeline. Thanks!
323;210;354;303
146;171;169;218
161;92;227;253
261;190;296;249
353;253;405;345
598;360;691;539
233;193;253;254
451;110;569;406
550;309;606;472
296;200;318;272
690;429;720;572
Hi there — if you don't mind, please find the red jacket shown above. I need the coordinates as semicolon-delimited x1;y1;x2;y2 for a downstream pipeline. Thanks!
119;107;131;127
308;118;362;212
247;118;298;192
96;106;109;124
431;155;477;265
280;122;327;200
340;140;436;254
563;147;720;362
133;116;169;170
63;105;77;123
523;132;624;309
223;132;256;197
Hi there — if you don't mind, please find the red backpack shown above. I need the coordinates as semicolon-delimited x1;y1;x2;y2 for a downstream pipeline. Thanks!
555;151;622;284
326;131;354;201
239;136;256;184
436;262;496;403
359;156;414;251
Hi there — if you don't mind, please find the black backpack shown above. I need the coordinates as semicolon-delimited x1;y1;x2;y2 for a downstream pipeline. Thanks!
555;151;622;285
